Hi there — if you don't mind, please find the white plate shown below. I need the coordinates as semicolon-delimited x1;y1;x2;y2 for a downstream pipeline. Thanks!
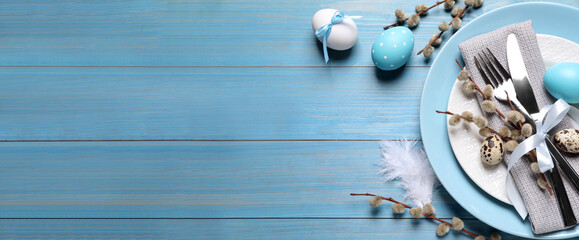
446;34;579;204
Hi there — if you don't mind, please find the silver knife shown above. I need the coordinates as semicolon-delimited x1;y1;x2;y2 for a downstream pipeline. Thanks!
507;34;578;227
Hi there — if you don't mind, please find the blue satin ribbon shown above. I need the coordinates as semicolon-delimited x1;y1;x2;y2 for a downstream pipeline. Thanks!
506;99;579;219
315;10;344;63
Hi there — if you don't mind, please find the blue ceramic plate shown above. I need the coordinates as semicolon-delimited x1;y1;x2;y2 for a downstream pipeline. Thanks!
420;2;579;239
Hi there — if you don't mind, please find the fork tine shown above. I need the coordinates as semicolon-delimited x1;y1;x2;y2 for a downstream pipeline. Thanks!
478;53;501;87
485;48;511;79
474;56;496;88
480;52;504;85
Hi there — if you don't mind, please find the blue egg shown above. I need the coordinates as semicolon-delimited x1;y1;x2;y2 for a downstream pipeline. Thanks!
371;27;414;71
544;62;579;104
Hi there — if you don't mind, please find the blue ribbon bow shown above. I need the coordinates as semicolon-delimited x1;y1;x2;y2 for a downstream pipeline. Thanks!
315;10;345;63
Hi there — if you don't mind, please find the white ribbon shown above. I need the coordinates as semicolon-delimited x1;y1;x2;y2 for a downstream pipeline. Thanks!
506;99;579;219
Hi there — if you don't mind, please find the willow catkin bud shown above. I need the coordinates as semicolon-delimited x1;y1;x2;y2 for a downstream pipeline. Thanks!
479;127;491;137
482;100;497;113
444;0;455;10
499;126;512;138
530;162;541;174
415;4;428;14
449;114;461;126
465;0;476;7
537;177;547;189
452;18;462;30
458;69;470;81
474;0;484;8
423;45;434;58
369;196;382;207
461;111;474;120
522;123;533;137
462;81;476;93
409;207;422;218
438;21;450;32
473;116;488;128
451;7;464;17
408;14;420;27
511;129;522;140
483;84;494;99
474;236;486;240
395;8;407;22
451;217;464;230
430;34;442;46
490;232;501;240
505;140;518;152
506;111;525;123
436;223;450;236
392;203;405;213
423;203;435;215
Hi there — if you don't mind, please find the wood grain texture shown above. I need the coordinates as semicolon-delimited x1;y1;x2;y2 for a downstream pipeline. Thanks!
0;141;474;219
0;219;516;240
0;0;576;67
0;67;425;140
0;0;567;239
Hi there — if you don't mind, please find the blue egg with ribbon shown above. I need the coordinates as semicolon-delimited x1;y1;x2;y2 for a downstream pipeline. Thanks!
371;27;414;71
544;62;579;104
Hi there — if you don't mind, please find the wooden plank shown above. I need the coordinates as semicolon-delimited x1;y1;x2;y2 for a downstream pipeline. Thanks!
0;67;425;140
0;141;474;218
0;219;514;240
0;0;574;67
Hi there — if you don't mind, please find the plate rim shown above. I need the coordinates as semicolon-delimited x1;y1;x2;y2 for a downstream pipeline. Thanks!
420;2;579;238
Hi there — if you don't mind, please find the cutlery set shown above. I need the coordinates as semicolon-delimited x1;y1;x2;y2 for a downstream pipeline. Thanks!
474;34;579;227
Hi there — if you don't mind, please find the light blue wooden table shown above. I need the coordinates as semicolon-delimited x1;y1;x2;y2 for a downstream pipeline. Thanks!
1;1;577;239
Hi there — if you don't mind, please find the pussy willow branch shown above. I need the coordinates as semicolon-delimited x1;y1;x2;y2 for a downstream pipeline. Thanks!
435;110;508;140
455;59;506;119
350;193;482;238
417;6;469;55
383;0;446;30
505;92;553;196
416;31;444;55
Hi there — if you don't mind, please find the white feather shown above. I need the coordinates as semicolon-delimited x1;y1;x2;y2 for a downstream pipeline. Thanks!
379;140;438;208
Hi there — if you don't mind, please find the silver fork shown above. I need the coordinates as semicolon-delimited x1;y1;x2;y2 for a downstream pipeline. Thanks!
474;49;529;116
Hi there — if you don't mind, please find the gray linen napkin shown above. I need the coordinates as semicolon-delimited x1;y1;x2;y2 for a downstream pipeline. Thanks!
459;21;579;234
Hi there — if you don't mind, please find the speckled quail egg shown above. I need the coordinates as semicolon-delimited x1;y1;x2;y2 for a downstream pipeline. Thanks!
481;135;504;165
554;129;579;154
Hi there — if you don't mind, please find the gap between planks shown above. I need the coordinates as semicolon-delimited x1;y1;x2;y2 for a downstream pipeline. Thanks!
0;217;475;220
0;65;431;68
0;139;422;142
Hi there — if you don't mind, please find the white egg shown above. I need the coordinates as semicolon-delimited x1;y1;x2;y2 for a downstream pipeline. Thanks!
312;9;358;51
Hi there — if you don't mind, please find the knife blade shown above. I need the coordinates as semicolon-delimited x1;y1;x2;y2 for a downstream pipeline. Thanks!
506;34;540;119
507;33;578;227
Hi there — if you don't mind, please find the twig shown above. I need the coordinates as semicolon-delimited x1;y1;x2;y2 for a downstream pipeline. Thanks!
504;92;555;196
417;6;469;55
350;193;482;238
527;151;554;196
455;59;505;119
417;31;443;55
436;110;508;140
384;0;446;30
